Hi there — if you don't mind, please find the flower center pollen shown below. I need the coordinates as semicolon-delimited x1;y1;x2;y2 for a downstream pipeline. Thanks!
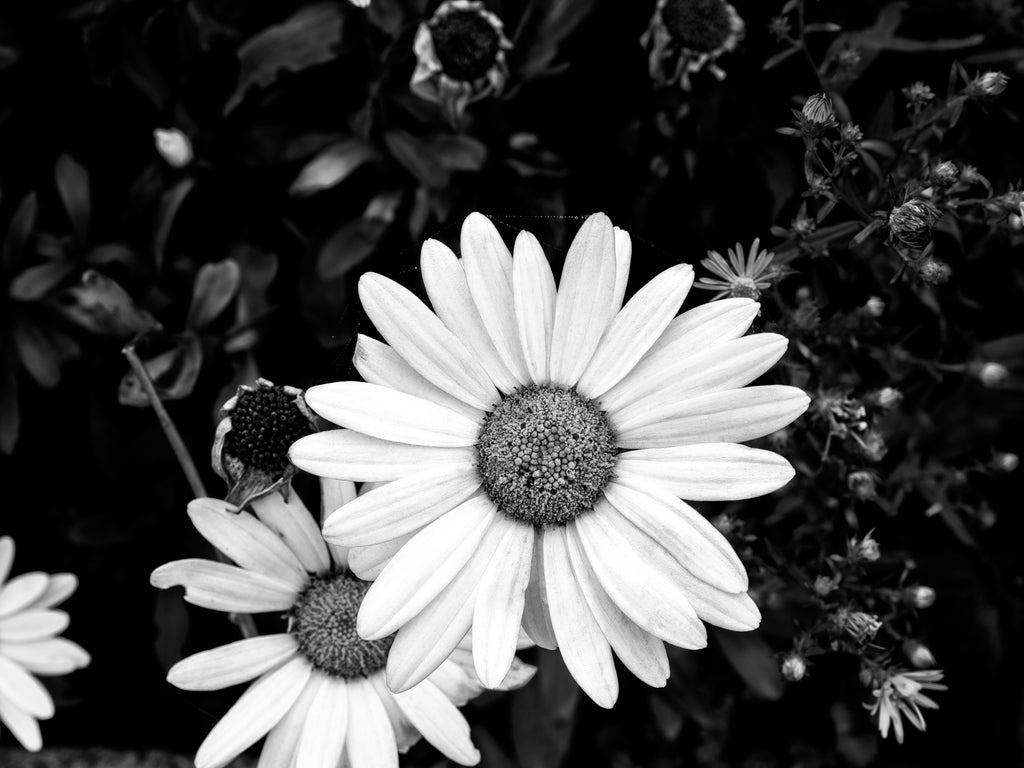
477;386;617;527
289;572;392;678
431;9;501;82
662;0;733;53
225;386;314;475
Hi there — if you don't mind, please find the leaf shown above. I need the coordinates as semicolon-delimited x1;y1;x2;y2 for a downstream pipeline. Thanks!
224;2;344;113
187;259;241;330
0;350;19;454
763;44;802;71
874;34;984;53
317;192;401;281
384;130;449;189
510;0;597;84
511;651;579;768
86;243;137;265
118;332;203;406
289;138;378;196
713;628;783;701
2;193;38;272
152;178;195;270
427;134;488;172
12;317;62;388
55;154;91;244
55;269;161;337
8;260;77;302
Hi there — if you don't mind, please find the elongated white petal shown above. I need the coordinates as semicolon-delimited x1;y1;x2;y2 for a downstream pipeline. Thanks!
168;635;298;691
392;679;480;765
291;430;474;482
0;691;41;751
462;213;531;385
257;674;320;768
472;518;534;688
0;573;49;620
27;574;77;611
0;656;54;718
615;385;811;449
368;673;421;754
305;381;481;447
0;537;13;588
359;272;499;409
187;500;307;590
249;491;330;576
617;443;796;500
320;478;355;568
195;657;312;768
421;239;519;393
578;264;694;398
563;526;668;687
296;675;348;768
512;231;557;384
0;638;90;675
607;333;789;417
543;527;618;708
150;560;298;613
428;654;536;708
323;465;480;547
354;334;484;421
549;213;619;386
604;478;747;592
611;227;632;314
521;536;557;650
348;533;415;581
573;504;707;649
358;497;497;640
0;610;69;642
346;678;399;768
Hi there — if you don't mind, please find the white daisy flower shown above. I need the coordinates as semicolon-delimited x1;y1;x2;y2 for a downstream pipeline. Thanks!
694;238;781;301
641;0;745;91
151;480;533;768
291;212;809;707
0;536;90;752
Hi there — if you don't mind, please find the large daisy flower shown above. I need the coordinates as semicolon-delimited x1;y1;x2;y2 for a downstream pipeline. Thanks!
291;212;809;707
0;536;90;751
151;480;533;768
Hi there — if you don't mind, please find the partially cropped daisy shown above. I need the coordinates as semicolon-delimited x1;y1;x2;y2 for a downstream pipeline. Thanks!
151;481;532;768
291;212;808;707
411;0;512;124
641;0;745;90
0;536;90;751
694;238;781;301
864;668;946;744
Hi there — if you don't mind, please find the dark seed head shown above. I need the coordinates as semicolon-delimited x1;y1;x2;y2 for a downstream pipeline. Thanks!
431;8;501;82
661;0;733;53
225;385;315;475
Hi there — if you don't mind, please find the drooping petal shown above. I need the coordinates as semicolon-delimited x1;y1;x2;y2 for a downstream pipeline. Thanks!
549;213;619;387
521;535;557;650
296;674;349;768
0;573;50;620
616;443;796;500
0;691;41;751
348;534;415;581
167;634;299;692
345;678;399;768
291;430;475;482
512;231;557;384
358;497;497;640
614;385;811;450
359;272;499;409
542;527;618;708
0;656;54;718
250;491;330;576
610;227;632;314
392;679;480;765
0;610;68;643
0;637;89;675
150;560;298;614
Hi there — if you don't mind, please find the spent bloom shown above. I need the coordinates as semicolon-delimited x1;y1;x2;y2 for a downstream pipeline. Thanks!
813;575;839;597
916;257;951;286
291;212;809;707
966;70;1009;98
801;93;835;126
151;482;533;768
642;0;745;91
0;536;91;751
847;471;879;502
904;585;936;609
410;0;512;124
865;668;946;744
831;608;882;643
888;198;941;249
154;128;193;168
930;161;959;187
695;238;781;301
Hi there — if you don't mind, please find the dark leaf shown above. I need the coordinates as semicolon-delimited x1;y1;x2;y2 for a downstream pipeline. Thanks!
511;651;579;768
118;332;203;406
152;178;195;270
12;317;62;388
187;259;241;330
384;130;449;189
763;44;802;71
8;261;77;302
153;590;190;671
86;243;137;265
714;628;784;701
289;138;378;196
55;154;91;244
2;193;38;273
317;193;401;281
55;269;161;337
428;134;488;172
0;351;19;454
511;0;597;84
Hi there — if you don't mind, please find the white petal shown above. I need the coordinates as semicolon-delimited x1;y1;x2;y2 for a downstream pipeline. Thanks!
150;560;298;613
0;537;13;588
0;691;41;751
348;534;415;581
604;478;747;593
358;497;497;640
0;573;50;620
614;385;811;450
392;679;479;765
421;239;519;393
616;443;796;500
549;213;619;387
354;334;483;421
368;673;421;754
345;678;399;768
0;638;90;675
521;536;557;650
428;655;536;707
472;518;533;688
461;213;531;385
542;527;618;708
0;656;54;718
573;504;707;649
359;272;499;409
577;264;694;398
188;500;307;591
257;674;320;768
249;491;330;575
512;231;557;384
611;227;632;314
320;479;356;568
195;656;312;768
291;430;475;482
27;574;77;611
168;635;298;691
563;526;668;687
0;610;69;642
323;466;480;547
296;675;349;768
606;333;789;417
305;382;481;447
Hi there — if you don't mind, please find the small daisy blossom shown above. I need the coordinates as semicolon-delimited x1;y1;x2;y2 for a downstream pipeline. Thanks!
290;212;809;707
865;668;946;744
151;481;533;768
0;536;90;751
694;238;781;301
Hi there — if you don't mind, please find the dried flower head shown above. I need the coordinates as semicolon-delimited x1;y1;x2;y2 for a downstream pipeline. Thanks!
813;574;839;596
916;257;952;286
930;161;959;187
642;0;745;91
889;198;941;249
966;70;1009;98
831;608;883;643
847;471;879;502
694;238;780;300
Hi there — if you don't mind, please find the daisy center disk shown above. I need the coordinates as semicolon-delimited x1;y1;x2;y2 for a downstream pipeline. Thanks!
289;572;393;678
662;0;733;53
226;386;314;474
431;9;500;81
477;385;617;527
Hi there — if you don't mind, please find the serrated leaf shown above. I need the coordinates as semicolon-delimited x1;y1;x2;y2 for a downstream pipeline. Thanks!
289;138;377;196
56;269;161;337
187;259;241;330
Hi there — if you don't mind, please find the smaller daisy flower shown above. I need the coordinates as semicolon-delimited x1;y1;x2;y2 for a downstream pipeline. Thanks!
0;537;90;752
410;0;512;125
864;668;946;744
694;238;780;301
154;128;194;168
641;0;745;91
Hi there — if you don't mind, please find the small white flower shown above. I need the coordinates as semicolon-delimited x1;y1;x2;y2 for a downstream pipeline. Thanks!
694;238;781;301
865;668;946;744
153;128;193;168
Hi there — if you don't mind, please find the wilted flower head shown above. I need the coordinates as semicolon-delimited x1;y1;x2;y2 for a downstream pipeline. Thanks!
864;668;946;744
831;607;882;643
847;471;879;502
904;585;936;609
974;361;1009;388
642;0;745;91
813;574;839;596
889;198;941;249
781;653;807;681
916;257;952;286
903;640;937;669
695;238;780;300
411;0;512;124
802;93;835;126
966;70;1009;98
856;429;888;462
840;122;864;144
991;452;1019;473
902;81;935;108
930;161;959;187
154;128;193;168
